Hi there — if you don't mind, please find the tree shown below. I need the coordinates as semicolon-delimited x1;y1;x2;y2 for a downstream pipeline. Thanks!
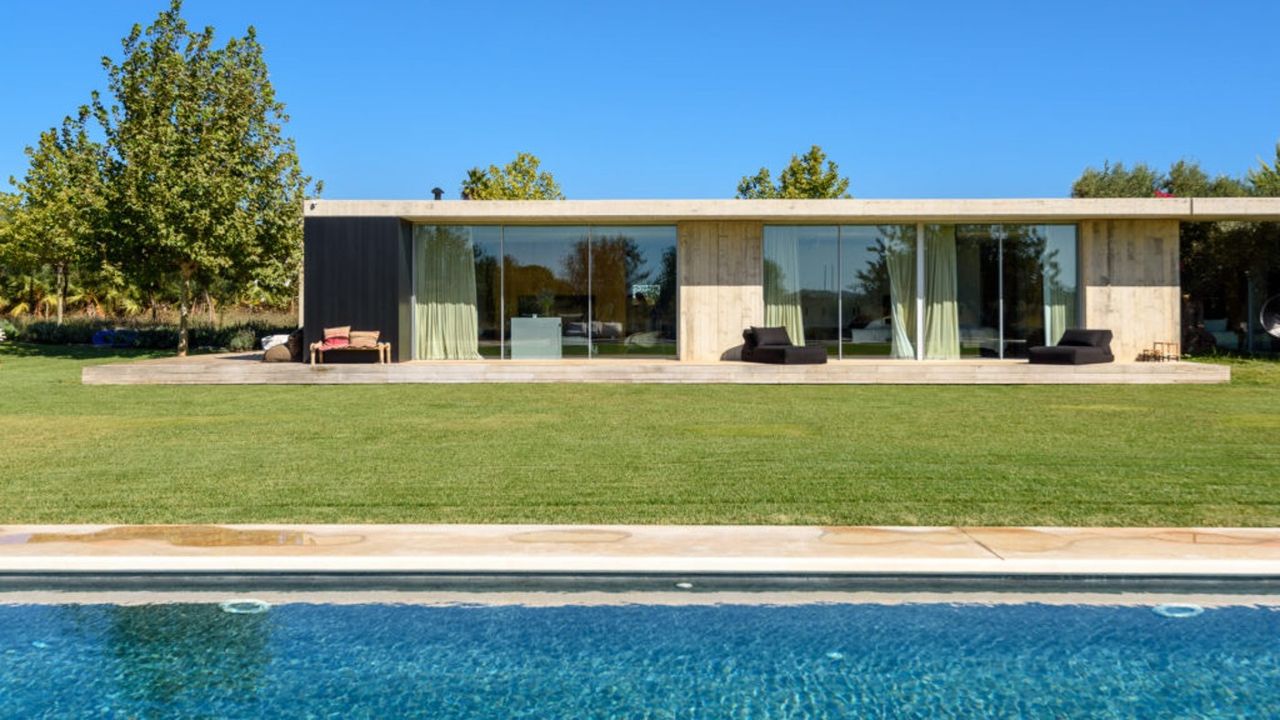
1248;144;1280;197
95;0;313;355
8;109;109;324
1070;161;1163;198
736;145;852;199
460;152;564;200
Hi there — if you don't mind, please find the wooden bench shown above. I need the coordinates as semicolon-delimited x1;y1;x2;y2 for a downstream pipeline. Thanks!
310;342;392;364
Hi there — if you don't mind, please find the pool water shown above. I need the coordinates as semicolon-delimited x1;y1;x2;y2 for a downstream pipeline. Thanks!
2;600;1279;718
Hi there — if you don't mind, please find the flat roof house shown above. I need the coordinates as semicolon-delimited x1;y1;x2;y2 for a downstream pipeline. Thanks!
301;198;1280;372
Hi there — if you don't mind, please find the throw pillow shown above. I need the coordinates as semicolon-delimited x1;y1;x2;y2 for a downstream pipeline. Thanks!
323;326;351;340
349;330;379;349
323;336;350;349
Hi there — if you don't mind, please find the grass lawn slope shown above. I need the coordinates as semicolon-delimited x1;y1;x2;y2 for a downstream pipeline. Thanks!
1;344;1278;526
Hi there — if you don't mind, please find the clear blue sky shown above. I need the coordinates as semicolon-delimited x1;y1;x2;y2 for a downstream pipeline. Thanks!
2;1;1278;199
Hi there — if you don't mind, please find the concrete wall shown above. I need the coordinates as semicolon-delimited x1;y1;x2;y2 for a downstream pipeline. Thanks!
1079;219;1181;362
677;221;764;361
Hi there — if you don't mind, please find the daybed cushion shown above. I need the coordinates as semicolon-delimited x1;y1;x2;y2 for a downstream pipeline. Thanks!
349;330;379;349
1058;328;1112;348
323;336;350;349
750;326;791;347
747;344;829;365
1027;345;1113;365
1028;328;1114;365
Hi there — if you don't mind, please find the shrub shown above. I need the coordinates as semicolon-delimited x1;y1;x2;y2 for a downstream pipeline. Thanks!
13;317;296;352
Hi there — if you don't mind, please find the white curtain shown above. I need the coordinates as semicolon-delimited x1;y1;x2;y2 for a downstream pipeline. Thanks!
924;225;960;359
764;227;805;345
885;234;916;359
416;227;482;360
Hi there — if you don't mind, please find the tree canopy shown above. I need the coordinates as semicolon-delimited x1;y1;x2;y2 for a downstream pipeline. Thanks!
461;152;564;200
736;145;851;199
93;0;313;354
7;109;109;324
1071;160;1248;198
0;0;315;351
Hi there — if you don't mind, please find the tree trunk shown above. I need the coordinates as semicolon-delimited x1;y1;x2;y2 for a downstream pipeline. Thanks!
177;271;192;357
203;289;216;326
149;291;158;323
55;263;67;326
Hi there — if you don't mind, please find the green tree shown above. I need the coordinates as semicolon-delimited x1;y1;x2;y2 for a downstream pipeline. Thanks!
95;0;313;355
1069;161;1163;198
1248;144;1280;197
461;152;564;200
736;145;852;199
8;109;109;325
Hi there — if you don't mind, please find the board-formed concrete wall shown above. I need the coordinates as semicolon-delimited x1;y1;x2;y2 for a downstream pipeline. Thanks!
1079;219;1181;362
677;221;764;361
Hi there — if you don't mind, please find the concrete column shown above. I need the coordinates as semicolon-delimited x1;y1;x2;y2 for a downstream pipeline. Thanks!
1079;219;1181;362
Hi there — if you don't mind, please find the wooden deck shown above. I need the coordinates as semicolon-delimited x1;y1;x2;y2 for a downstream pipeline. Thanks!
81;354;1231;385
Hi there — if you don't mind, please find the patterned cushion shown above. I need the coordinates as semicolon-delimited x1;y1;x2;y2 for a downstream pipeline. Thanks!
322;336;350;349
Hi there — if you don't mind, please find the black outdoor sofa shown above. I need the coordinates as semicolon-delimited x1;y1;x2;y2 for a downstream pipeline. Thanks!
1028;328;1114;365
741;326;828;365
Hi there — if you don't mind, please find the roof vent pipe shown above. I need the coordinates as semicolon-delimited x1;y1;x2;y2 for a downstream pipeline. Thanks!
431;187;444;201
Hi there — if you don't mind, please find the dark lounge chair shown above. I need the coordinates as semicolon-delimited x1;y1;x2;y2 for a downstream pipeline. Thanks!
741;326;828;365
1028;329;1114;365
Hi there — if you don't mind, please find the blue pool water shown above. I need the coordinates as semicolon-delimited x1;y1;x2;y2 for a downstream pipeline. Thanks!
2;600;1279;718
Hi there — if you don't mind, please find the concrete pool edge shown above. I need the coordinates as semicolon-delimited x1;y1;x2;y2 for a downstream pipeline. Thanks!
0;524;1276;577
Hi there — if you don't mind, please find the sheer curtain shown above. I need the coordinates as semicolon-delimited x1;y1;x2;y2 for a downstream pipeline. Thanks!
1041;229;1077;345
885;233;916;359
764;227;805;345
924;225;960;359
416;226;482;360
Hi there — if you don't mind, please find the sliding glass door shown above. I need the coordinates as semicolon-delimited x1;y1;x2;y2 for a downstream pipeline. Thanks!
765;224;1077;360
413;225;677;360
946;224;1079;359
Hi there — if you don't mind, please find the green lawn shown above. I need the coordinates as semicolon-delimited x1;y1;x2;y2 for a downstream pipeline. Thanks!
1;343;1278;526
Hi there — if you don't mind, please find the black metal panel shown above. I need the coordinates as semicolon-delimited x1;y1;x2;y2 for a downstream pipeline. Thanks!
304;217;410;361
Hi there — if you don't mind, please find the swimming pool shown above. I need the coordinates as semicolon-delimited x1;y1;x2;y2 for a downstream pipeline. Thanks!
3;581;1279;717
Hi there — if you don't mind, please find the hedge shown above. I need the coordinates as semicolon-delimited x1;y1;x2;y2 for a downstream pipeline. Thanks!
7;318;297;352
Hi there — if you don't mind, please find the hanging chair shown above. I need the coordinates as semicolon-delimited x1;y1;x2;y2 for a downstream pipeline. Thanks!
1262;294;1280;340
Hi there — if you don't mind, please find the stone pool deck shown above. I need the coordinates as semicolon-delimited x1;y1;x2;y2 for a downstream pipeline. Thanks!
0;524;1276;576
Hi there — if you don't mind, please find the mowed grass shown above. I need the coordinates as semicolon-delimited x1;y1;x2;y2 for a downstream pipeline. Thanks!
1;343;1278;526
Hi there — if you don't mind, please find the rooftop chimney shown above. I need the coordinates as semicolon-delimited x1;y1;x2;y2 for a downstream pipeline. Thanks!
431;187;444;201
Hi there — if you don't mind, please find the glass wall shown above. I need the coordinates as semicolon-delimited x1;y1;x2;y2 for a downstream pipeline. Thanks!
941;224;1077;359
840;225;916;357
413;225;677;360
765;224;1078;360
502;226;590;358
413;225;501;360
588;226;678;358
764;226;838;354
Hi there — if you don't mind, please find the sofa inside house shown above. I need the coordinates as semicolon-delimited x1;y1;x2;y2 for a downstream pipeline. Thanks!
1027;329;1114;365
741;326;829;365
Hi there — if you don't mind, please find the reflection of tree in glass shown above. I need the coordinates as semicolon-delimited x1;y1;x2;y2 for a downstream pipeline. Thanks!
654;246;677;337
850;226;914;328
106;603;270;709
564;235;645;324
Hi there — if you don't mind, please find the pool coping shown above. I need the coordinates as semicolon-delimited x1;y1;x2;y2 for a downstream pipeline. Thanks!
0;524;1277;577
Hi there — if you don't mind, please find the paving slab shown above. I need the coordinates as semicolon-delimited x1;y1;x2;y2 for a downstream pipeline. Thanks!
0;524;1277;576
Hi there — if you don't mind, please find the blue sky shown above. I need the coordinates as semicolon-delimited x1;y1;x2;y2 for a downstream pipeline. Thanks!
2;1;1278;199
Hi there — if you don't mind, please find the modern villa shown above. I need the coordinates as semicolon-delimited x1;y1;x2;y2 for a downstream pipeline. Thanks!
301;198;1280;371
